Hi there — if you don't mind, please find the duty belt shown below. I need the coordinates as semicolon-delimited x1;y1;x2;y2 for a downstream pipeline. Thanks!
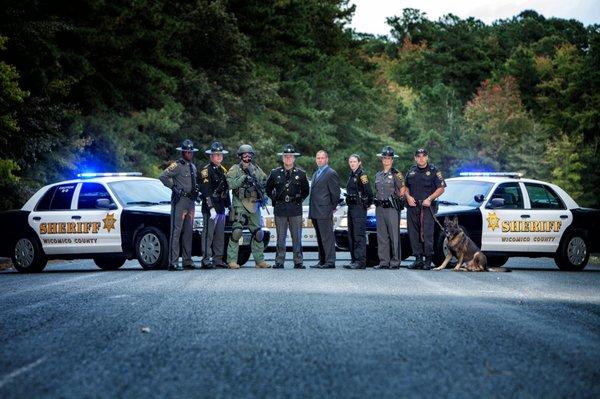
373;198;392;208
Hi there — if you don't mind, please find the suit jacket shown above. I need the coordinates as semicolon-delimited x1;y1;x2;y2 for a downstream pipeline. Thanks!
308;165;341;219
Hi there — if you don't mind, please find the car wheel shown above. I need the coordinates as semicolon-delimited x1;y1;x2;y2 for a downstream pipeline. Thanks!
93;256;126;270
11;235;47;273
135;227;168;270
555;230;589;271
487;256;509;267
237;247;251;266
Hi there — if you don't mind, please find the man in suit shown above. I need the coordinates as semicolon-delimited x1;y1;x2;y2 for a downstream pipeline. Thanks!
309;150;341;269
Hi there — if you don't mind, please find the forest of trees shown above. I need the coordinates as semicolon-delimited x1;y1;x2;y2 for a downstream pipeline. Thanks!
1;1;599;209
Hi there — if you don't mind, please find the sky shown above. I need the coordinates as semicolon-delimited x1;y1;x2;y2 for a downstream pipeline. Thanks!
349;0;600;36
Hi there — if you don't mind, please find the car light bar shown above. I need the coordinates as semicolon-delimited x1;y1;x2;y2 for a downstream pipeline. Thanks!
77;172;143;178
459;172;523;178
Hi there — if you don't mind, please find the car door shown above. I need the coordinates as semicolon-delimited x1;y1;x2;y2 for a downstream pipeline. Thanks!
29;183;77;255
522;182;572;253
481;181;529;252
73;182;123;253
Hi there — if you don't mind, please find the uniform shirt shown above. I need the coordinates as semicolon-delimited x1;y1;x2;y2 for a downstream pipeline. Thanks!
265;166;310;217
198;162;230;214
375;168;404;200
346;168;374;207
159;158;197;195
404;164;446;201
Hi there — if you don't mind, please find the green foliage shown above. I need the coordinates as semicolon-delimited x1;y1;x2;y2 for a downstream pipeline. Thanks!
0;3;597;209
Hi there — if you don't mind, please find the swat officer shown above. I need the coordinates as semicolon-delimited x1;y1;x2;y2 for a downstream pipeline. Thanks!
343;154;373;270
198;141;231;269
226;144;270;269
404;148;446;270
373;146;405;269
265;144;310;269
159;139;199;271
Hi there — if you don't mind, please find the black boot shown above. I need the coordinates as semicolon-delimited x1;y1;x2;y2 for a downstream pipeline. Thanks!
294;263;305;269
422;256;433;270
407;256;423;270
273;263;284;269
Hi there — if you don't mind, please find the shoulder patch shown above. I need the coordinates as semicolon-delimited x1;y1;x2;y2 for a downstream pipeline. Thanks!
201;169;208;178
166;162;178;172
360;174;369;184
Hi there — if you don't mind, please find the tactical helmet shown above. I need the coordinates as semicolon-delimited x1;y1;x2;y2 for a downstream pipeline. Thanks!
237;144;255;156
377;145;398;158
176;139;199;152
205;141;229;155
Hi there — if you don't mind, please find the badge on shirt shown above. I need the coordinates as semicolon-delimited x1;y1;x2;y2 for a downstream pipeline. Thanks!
295;175;299;180
426;171;431;176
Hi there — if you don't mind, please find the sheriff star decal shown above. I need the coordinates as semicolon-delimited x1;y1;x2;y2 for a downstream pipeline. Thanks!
487;211;500;231
102;213;117;233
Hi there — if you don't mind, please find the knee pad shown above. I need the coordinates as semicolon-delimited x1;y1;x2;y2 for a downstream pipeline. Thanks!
252;228;264;242
231;227;243;241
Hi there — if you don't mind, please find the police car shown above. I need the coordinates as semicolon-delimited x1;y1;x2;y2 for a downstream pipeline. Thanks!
336;173;600;270
263;188;346;250
0;173;269;272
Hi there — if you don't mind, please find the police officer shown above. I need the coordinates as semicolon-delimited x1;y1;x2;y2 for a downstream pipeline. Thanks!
373;146;405;269
265;144;310;269
159;139;199;271
198;141;230;269
404;148;446;270
343;154;373;269
226;144;270;269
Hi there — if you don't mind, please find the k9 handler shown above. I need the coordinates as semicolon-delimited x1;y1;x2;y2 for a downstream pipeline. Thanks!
405;148;446;270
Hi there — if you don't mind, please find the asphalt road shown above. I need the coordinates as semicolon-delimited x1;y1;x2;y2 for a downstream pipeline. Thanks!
1;253;599;398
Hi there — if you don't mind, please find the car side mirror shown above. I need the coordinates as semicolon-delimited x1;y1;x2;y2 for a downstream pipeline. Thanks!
96;198;117;210
474;194;485;203
486;198;505;209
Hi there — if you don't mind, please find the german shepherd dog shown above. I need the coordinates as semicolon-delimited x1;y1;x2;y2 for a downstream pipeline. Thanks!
434;216;508;272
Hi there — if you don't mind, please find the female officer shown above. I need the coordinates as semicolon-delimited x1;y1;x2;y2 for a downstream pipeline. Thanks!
343;154;373;269
373;146;405;269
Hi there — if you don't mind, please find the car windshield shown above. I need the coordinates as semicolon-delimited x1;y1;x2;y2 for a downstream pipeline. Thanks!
108;179;172;206
437;180;494;207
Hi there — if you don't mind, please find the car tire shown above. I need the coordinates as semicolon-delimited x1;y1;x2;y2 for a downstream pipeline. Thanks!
433;233;450;267
11;235;47;273
93;256;126;270
135;227;169;270
487;256;509;267
554;229;589;271
237;247;251;266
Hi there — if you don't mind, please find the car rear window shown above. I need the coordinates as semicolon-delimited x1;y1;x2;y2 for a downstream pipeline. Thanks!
49;184;76;210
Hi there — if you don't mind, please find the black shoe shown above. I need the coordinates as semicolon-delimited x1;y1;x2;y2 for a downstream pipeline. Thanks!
200;263;214;269
320;263;335;269
350;263;366;269
168;265;183;271
273;263;284;269
183;264;197;270
343;262;355;269
309;263;323;269
422;256;433;270
214;263;227;269
294;264;305;269
389;264;400;270
374;264;389;269
407;256;423;270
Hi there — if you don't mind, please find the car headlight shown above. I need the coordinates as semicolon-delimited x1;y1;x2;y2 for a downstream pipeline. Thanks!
338;216;348;229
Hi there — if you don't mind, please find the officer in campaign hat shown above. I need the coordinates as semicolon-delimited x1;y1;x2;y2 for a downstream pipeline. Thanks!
159;139;200;270
198;141;230;268
265;144;310;269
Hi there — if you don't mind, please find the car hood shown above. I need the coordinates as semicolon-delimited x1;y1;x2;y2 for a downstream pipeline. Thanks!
124;204;203;216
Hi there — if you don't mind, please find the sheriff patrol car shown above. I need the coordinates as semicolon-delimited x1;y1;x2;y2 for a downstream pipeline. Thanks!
336;173;599;270
0;173;269;273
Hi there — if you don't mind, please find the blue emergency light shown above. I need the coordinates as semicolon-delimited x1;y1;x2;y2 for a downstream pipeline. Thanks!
77;172;143;178
459;172;523;178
